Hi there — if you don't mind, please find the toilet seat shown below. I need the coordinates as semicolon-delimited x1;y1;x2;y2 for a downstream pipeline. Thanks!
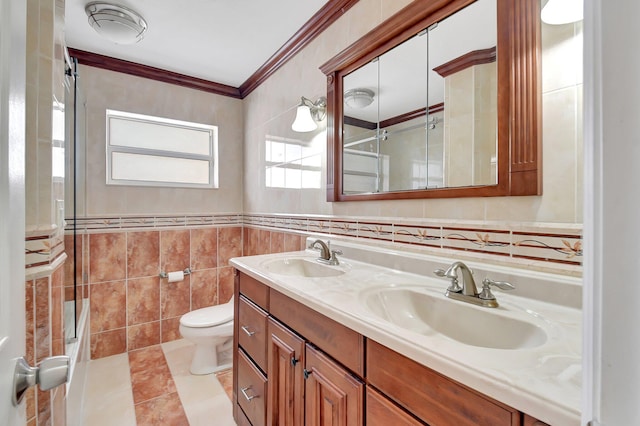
180;302;233;328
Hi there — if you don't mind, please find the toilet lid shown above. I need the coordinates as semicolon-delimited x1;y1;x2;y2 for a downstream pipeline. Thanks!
180;301;233;328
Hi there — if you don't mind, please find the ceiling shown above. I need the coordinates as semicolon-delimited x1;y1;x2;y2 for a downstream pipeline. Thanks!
64;0;329;88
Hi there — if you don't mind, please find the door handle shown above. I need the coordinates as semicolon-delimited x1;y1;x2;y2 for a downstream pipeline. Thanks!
12;355;70;406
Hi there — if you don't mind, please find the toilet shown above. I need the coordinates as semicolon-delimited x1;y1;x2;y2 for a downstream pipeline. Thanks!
179;297;234;375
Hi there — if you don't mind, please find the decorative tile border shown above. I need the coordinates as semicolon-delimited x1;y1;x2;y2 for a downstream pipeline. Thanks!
63;213;583;272
66;214;243;232
442;227;511;257
25;231;65;269
242;214;583;270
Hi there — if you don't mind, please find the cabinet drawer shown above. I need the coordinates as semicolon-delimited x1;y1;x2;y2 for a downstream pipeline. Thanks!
269;289;365;376
367;340;520;426
366;387;425;426
239;296;268;371
237;349;267;426
239;272;269;310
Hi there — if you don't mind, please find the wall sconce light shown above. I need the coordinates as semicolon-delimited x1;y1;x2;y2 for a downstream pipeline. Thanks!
541;0;583;25
344;88;375;109
291;96;326;132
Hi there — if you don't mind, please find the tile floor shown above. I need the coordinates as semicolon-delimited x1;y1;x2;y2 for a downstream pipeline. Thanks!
82;339;236;425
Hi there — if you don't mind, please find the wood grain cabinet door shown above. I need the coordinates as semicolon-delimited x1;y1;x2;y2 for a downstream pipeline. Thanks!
267;318;305;426
304;345;364;426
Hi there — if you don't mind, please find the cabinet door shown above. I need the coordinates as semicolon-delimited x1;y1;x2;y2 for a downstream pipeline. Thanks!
304;345;364;426
267;318;305;426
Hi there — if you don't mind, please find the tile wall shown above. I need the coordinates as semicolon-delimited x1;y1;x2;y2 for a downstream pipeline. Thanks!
24;0;67;425
65;221;308;360
242;0;584;225
25;262;66;426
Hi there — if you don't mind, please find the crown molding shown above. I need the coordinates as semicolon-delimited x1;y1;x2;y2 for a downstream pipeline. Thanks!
67;48;242;98
239;0;359;97
69;0;359;100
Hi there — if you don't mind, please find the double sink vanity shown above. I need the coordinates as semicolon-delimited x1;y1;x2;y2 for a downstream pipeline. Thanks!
230;238;581;426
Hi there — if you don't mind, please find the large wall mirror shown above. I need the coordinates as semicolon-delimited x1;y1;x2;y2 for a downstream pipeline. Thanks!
320;0;541;201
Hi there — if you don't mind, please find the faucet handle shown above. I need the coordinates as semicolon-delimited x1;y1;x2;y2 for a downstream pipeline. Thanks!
434;269;447;277
479;278;515;300
434;269;462;293
329;249;342;265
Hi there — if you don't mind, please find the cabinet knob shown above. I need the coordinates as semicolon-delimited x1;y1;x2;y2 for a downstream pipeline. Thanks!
303;368;312;379
291;357;299;366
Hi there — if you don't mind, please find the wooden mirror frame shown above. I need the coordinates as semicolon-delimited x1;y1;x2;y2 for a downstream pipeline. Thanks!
320;0;541;202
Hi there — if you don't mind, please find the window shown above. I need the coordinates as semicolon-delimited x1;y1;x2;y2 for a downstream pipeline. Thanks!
265;134;322;189
106;109;218;188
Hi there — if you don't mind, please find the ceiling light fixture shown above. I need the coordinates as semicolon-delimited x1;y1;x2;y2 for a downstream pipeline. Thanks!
291;96;327;132
541;0;583;25
344;88;375;109
85;2;148;44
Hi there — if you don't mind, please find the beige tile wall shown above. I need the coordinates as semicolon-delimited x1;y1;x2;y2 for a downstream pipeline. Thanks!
242;1;584;225
77;64;244;216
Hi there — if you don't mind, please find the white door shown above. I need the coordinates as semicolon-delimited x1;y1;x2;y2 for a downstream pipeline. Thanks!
0;0;27;423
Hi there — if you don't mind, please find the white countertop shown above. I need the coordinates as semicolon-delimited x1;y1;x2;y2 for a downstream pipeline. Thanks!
230;239;582;425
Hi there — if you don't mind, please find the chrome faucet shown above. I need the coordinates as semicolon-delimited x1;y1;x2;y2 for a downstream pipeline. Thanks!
434;261;514;308
309;239;342;266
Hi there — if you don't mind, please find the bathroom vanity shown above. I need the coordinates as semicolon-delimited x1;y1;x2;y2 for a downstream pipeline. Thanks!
230;239;581;426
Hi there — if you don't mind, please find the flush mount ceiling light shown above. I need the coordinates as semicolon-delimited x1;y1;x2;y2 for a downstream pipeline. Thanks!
291;96;327;132
344;88;375;109
85;2;148;44
541;0;583;25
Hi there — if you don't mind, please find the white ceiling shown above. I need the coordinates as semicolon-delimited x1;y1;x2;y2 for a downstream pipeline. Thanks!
65;0;329;87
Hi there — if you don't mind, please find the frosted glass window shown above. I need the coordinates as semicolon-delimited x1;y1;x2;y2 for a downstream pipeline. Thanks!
106;110;218;188
111;153;210;185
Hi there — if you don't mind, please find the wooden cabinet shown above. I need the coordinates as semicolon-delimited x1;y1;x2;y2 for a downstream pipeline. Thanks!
235;272;364;426
269;290;364;376
305;344;364;426
366;387;425;426
237;349;267;426
523;415;550;426
367;340;520;426
234;270;551;426
266;317;305;426
238;296;268;371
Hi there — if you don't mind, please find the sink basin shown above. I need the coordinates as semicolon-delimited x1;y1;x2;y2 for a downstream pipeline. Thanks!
262;258;345;278
362;287;547;350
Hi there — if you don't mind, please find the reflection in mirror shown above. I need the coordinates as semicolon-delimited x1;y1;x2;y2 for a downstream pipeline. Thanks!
322;0;541;202
264;108;324;190
430;0;497;188
342;0;497;195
